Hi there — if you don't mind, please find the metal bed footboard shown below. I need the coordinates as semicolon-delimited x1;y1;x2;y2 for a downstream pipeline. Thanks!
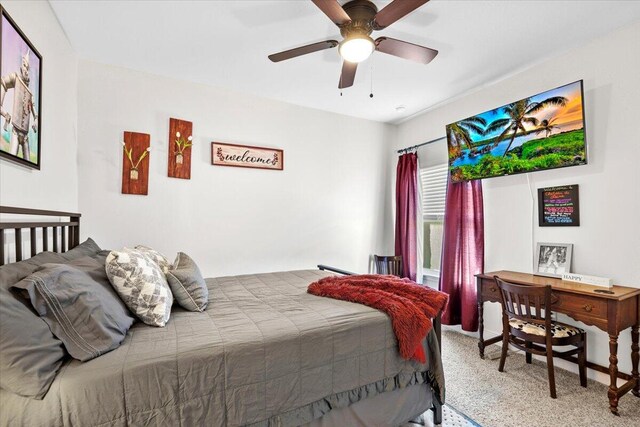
317;264;443;425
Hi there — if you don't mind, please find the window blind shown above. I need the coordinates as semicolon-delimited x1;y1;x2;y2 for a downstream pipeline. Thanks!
420;164;448;220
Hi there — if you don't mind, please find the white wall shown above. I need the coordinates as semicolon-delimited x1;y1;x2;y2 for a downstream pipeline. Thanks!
0;1;78;211
392;21;640;382
77;60;393;277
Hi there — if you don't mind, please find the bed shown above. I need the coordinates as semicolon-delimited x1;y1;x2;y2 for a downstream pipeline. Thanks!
0;206;444;427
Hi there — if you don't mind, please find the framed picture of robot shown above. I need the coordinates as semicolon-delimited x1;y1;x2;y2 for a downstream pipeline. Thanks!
0;6;42;169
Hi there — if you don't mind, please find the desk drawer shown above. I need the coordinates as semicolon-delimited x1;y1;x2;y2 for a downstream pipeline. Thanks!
551;293;608;320
481;280;501;302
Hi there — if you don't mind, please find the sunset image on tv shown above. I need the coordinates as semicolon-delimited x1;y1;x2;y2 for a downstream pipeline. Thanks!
446;80;587;182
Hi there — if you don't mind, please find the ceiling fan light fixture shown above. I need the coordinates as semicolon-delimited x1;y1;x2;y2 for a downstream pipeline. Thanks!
339;35;375;63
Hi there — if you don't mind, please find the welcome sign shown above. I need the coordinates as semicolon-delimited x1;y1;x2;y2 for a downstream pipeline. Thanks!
211;142;283;171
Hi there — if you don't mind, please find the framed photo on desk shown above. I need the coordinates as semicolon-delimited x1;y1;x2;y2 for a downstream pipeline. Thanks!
534;242;572;278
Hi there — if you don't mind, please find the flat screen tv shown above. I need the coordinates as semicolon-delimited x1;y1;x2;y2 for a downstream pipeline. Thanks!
446;80;587;182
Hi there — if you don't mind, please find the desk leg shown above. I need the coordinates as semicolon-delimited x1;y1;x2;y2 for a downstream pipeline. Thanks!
632;325;639;398
608;334;620;416
478;299;485;359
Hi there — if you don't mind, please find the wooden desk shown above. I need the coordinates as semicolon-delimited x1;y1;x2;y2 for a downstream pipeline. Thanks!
476;270;640;415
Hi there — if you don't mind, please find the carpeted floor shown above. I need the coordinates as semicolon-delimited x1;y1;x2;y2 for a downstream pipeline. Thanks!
439;329;640;427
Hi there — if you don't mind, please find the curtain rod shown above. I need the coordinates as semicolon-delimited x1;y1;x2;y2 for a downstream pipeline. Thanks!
397;136;446;154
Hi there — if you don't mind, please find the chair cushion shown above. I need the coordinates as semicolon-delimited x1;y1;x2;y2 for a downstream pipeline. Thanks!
509;318;583;338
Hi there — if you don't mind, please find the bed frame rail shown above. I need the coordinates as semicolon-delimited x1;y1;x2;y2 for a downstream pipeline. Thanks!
317;264;357;276
0;206;81;266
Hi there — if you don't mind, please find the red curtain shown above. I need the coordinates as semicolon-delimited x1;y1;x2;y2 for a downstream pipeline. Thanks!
439;178;484;331
395;153;418;281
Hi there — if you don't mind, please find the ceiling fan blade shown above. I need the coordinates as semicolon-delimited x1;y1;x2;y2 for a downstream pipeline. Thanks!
373;0;430;30
310;0;351;26
268;40;339;62
375;37;438;64
338;61;357;89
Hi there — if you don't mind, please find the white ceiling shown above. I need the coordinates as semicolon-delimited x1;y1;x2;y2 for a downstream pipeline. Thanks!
49;0;640;124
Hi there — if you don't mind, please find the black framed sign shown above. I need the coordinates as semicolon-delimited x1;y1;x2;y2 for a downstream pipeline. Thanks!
0;6;42;169
538;185;580;226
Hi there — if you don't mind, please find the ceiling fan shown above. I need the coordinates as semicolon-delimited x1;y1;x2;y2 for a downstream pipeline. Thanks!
268;0;438;89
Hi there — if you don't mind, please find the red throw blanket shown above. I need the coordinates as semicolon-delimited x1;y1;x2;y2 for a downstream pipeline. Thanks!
308;275;449;363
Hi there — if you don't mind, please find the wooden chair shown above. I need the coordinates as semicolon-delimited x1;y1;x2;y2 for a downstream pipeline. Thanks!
494;276;587;398
373;255;403;277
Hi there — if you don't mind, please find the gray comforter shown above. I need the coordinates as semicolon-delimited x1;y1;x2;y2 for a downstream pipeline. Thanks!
0;270;444;427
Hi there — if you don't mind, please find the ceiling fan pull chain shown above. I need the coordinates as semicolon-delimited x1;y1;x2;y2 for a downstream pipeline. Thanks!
369;52;374;98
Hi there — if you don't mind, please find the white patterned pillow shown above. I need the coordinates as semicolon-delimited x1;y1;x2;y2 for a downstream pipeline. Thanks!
134;245;172;274
105;248;173;327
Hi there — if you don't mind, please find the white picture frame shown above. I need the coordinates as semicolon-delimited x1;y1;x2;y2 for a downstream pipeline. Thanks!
534;242;573;278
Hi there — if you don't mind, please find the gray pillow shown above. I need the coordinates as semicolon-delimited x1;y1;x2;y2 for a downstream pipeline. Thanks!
0;251;67;290
0;252;67;399
60;238;102;261
0;240;101;288
13;256;135;362
166;252;208;312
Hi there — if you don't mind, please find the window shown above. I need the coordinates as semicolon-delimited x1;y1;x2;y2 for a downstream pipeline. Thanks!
420;164;448;279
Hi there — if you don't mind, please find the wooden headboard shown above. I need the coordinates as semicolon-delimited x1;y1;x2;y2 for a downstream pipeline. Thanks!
0;206;81;266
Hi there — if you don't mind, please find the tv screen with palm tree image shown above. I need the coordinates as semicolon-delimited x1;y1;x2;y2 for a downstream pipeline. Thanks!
446;80;587;182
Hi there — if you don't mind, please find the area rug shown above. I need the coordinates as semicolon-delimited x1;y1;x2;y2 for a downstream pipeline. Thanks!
420;404;481;427
439;329;640;427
